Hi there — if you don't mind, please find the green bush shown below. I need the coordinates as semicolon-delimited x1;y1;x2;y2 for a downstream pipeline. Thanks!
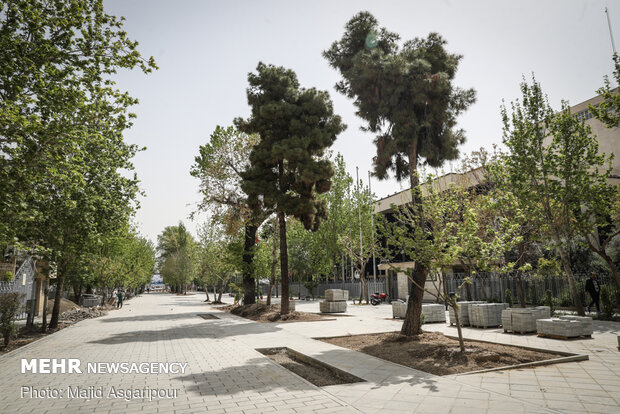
600;285;615;319
420;312;425;327
1;271;13;282
505;289;513;307
0;292;24;347
544;289;556;315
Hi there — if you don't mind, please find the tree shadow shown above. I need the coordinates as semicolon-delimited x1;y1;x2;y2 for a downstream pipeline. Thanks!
100;311;211;323
87;318;283;345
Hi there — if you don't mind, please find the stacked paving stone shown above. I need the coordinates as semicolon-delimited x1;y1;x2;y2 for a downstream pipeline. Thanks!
422;304;446;323
468;303;508;328
391;302;446;322
449;301;484;326
320;289;348;313
536;315;593;338
392;301;407;319
502;306;551;333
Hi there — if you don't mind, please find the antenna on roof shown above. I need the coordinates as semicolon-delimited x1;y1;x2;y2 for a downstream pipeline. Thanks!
605;7;617;55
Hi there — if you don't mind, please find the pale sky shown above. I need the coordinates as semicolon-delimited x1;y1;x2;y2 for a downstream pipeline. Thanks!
103;0;619;243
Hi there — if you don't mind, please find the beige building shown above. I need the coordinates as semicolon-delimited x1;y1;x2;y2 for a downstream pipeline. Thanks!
374;93;620;301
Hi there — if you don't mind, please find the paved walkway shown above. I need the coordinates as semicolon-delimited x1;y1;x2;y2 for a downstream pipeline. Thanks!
0;293;617;414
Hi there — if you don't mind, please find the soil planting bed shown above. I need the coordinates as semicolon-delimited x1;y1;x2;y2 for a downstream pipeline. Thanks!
321;331;567;376
259;347;364;387
219;303;329;323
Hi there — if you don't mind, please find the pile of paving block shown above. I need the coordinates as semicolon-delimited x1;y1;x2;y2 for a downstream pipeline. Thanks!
392;301;407;318
536;315;593;339
449;301;484;326
468;303;509;328
320;289;348;313
422;303;446;323
391;302;446;322
502;306;551;334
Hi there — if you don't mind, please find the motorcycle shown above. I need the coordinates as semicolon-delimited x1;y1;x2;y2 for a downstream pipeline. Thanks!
370;292;389;306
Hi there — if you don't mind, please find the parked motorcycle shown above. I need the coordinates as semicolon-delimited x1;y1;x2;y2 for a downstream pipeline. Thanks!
370;292;389;306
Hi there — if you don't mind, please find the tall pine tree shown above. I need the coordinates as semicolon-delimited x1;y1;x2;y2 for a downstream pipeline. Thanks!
325;12;475;335
236;63;345;314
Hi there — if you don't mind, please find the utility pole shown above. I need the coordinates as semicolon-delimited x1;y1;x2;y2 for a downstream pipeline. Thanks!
606;7;617;55
356;167;363;280
369;171;376;284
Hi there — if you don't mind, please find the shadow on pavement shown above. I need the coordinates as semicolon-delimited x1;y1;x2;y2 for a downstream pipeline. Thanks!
173;356;319;396
87;318;284;345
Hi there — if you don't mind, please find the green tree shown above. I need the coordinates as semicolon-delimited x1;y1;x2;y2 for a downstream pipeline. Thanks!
236;63;345;314
501;77;615;315
0;0;156;329
190;126;268;304
157;222;197;294
590;54;620;128
325;12;476;335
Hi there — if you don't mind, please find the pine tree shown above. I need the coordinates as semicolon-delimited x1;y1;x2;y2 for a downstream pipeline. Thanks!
324;12;475;335
236;63;345;314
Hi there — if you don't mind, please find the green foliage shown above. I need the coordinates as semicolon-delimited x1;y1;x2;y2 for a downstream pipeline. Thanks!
190;126;261;234
0;292;24;347
303;279;319;299
544;289;556;315
420;312;425;327
158;222;197;291
505;289;513;307
501;76;614;314
600;285;615;319
1;271;13;282
590;54;620;128
324;11;476;185
0;0;156;328
237;62;345;231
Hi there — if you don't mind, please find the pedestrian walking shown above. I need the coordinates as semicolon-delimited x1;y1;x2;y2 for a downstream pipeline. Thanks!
116;290;124;309
585;272;601;313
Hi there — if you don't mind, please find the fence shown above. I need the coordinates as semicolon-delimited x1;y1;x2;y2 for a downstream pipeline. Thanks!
261;280;387;300
444;272;620;307
0;257;37;320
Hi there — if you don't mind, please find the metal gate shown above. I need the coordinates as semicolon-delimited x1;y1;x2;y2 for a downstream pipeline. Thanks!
0;257;36;320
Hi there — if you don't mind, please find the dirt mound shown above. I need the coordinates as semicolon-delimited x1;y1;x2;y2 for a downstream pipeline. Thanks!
227;303;326;323
46;298;79;314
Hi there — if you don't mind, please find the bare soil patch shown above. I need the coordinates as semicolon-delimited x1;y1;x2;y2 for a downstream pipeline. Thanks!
0;323;69;354
259;348;364;387
321;331;565;376
219;303;328;323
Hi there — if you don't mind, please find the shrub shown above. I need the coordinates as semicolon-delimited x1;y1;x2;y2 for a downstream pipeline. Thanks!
600;285;615;319
505;289;513;307
544;289;556;315
0;292;24;347
420;312;425;327
1;271;13;282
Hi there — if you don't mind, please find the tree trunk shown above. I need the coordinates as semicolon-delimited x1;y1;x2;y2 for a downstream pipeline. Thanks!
41;279;49;334
49;261;65;330
595;249;620;291
451;299;466;352
204;289;210;301
401;141;427;336
278;209;290;315
516;242;527;307
557;247;585;316
242;223;258;305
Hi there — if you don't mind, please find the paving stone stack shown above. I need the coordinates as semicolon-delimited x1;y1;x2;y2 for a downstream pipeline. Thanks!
502;306;551;333
449;301;484;326
468;303;508;328
422;304;446;323
536;315;593;339
320;289;348;313
392;301;407;319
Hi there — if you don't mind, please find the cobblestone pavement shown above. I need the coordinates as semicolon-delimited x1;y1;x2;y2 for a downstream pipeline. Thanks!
0;293;618;413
